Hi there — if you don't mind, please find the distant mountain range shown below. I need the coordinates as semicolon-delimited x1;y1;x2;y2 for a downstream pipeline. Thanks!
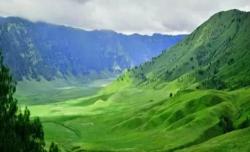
0;17;185;81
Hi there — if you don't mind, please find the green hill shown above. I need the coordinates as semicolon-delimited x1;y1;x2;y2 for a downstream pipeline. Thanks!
25;9;250;151
116;9;250;90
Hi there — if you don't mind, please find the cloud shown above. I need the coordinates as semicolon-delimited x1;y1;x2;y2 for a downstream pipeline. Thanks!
0;0;249;35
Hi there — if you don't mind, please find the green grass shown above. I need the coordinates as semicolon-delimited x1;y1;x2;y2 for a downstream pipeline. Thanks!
20;80;250;151
16;10;250;152
176;127;250;152
15;78;114;105
16;71;250;152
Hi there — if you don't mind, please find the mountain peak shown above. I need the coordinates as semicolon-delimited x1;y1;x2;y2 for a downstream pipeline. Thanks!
122;10;250;90
209;9;249;22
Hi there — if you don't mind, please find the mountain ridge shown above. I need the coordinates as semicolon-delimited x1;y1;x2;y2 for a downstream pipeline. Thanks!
0;16;185;81
114;9;250;90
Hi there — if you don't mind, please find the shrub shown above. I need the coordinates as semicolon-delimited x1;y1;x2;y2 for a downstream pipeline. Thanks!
198;69;205;75
228;58;235;65
49;142;60;152
169;93;173;97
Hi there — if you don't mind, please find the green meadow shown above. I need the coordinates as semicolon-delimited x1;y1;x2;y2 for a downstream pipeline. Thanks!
16;78;250;152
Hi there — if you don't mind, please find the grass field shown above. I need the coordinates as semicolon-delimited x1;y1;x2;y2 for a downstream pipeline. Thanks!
15;78;114;105
16;77;250;152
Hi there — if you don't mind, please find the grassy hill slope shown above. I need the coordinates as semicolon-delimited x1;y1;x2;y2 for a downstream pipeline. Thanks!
117;9;250;90
27;87;250;151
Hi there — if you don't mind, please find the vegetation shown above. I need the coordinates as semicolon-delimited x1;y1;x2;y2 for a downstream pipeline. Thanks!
49;142;60;152
125;9;250;90
4;9;250;152
0;51;60;152
0;52;46;151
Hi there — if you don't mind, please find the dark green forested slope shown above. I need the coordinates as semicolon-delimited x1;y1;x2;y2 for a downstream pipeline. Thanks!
123;9;250;90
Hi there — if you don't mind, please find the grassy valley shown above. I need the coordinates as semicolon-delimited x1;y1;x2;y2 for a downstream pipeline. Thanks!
14;9;250;152
22;82;250;151
15;78;115;105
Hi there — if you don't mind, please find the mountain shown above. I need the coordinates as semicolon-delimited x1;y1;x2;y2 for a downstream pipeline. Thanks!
0;17;185;81
118;9;250;90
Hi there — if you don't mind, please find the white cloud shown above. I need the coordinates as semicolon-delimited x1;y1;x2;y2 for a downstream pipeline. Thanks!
0;0;249;35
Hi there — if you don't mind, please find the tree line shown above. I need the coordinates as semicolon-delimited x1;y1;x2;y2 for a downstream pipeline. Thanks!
0;50;60;152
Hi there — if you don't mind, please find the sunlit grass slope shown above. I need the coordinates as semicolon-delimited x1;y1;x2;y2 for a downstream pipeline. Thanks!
27;86;250;151
176;127;250;152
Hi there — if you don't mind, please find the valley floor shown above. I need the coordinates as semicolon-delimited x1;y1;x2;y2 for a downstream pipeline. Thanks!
16;79;250;152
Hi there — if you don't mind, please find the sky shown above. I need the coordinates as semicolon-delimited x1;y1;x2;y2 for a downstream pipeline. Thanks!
0;0;249;35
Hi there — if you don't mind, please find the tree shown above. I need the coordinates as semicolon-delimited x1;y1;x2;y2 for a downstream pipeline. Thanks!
169;93;173;98
198;69;204;75
219;116;234;133
0;51;46;152
49;142;60;152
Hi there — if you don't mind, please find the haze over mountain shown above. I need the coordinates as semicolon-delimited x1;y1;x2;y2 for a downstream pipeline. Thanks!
0;0;249;35
0;16;185;81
